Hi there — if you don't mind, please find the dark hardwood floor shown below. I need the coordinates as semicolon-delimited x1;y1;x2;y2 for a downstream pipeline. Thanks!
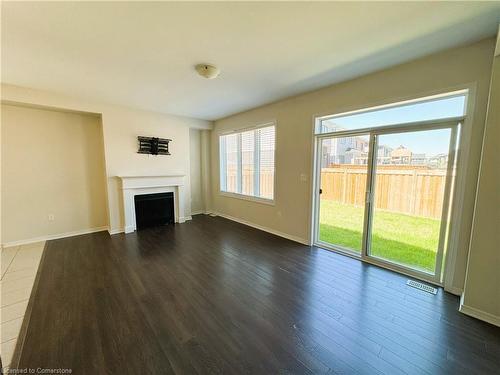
13;215;500;374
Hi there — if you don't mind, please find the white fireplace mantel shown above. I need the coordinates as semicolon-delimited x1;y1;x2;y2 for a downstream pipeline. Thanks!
118;175;186;233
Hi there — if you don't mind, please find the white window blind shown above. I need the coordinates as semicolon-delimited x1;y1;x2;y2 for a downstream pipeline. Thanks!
219;124;275;201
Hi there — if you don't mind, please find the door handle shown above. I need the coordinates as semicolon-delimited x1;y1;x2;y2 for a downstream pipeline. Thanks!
319;188;323;195
365;191;371;203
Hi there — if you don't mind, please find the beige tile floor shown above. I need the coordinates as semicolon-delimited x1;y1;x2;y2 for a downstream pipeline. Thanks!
0;242;45;370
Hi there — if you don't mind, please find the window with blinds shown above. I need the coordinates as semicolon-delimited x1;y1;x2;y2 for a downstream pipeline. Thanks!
219;124;275;201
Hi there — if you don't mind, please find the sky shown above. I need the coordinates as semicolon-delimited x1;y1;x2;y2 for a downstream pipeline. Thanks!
378;128;451;156
323;95;465;155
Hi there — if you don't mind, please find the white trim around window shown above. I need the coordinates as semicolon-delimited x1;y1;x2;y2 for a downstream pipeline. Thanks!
309;84;477;292
218;121;276;204
219;191;276;206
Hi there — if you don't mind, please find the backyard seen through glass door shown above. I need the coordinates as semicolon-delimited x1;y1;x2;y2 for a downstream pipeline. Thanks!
318;135;369;253
316;91;465;276
318;129;452;272
368;128;452;272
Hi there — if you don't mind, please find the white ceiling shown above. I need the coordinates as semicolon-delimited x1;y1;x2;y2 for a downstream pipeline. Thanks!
2;2;499;121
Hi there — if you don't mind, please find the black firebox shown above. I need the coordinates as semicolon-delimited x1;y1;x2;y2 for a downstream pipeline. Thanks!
134;192;174;230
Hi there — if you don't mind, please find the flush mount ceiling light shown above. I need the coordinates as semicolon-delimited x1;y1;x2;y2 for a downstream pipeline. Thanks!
195;63;220;79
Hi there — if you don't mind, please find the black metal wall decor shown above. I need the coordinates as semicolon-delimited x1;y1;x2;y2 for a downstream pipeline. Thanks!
137;136;171;155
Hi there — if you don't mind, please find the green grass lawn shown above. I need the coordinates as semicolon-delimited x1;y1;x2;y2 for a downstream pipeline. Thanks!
319;200;440;272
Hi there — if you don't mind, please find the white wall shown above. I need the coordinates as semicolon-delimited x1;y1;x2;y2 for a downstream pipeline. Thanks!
189;128;204;214
461;51;500;325
1;104;108;244
211;38;496;294
1;84;212;236
200;130;212;214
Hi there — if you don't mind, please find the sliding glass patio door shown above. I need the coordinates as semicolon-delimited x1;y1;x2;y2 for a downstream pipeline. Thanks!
315;122;458;282
317;134;370;254
365;126;456;279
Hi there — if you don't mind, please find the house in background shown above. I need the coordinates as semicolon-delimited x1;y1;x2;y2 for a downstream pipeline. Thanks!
428;153;450;169
390;145;412;164
321;135;369;165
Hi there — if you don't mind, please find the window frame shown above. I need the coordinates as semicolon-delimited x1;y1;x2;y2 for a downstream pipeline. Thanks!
218;121;276;205
310;86;475;290
315;89;468;135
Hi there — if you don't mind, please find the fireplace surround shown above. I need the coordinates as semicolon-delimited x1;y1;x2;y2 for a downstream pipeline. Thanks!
118;175;187;233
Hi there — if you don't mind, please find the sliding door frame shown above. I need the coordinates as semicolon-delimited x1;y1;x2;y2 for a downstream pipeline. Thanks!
312;117;463;285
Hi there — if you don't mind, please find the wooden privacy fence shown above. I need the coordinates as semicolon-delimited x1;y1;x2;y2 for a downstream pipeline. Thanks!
321;165;447;219
224;165;446;218
226;168;274;198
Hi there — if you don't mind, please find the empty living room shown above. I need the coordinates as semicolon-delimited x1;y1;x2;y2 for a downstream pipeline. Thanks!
1;1;500;374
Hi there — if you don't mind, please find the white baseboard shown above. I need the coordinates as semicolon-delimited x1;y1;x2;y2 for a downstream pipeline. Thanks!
190;210;204;216
108;228;125;235
212;211;309;246
2;226;109;248
444;286;463;296
124;225;135;234
459;303;500;327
